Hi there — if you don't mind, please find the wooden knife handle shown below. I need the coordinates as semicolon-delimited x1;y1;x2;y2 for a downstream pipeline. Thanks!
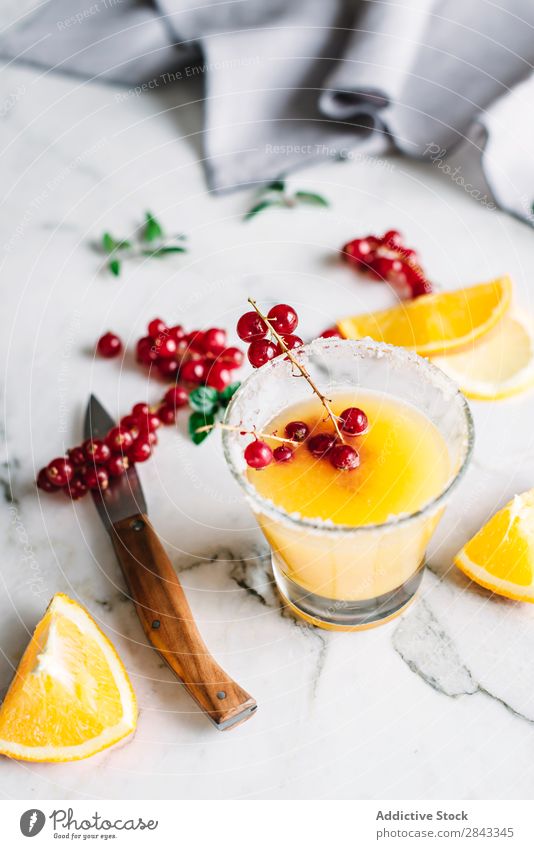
110;513;257;730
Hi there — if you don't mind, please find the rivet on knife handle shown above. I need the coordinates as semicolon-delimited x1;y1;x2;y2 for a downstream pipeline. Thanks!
110;513;257;730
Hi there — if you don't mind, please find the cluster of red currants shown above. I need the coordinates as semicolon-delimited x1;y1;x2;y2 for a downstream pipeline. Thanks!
36;386;189;500
237;304;303;368
341;229;433;299
244;407;368;471
131;319;244;391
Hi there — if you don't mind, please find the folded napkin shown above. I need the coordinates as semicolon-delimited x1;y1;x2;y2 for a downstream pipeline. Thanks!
3;0;534;223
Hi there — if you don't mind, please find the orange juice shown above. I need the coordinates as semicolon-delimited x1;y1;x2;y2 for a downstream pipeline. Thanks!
249;391;451;526
247;391;452;623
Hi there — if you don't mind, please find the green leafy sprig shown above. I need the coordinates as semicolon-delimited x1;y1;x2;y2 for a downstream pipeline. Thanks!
188;383;241;445
245;180;329;221
100;211;187;276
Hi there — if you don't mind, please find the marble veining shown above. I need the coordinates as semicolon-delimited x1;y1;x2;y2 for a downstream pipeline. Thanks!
1;61;534;800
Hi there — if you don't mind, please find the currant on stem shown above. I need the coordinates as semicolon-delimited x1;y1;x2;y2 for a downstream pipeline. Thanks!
244;440;273;469
341;230;432;299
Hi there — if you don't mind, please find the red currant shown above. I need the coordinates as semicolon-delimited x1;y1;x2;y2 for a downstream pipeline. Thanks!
67;446;86;468
46;457;74;487
136;336;158;365
410;276;433;297
120;415;141;439
185;330;206;354
181;358;207;384
107;455;130;477
339;407;368;435
278;334;303;353
158;403;176;425
342;237;378;265
247;339;277;368
244;440;273;469
382;229;402;246
129;438;152;463
285;421;309;442
371;256;400;281
146;430;158;447
169;324;185;342
267;304;298;335
148;318;167;339
206;362;231;391
157;358;180;380
203;328;227;352
320;326;342;338
37;468;58;492
206;344;226;359
221;347;244;369
154;335;177;359
97;332;122;358
83;466;109;491
330;444;360;471
136;410;161;433
307;434;336;458
106;426;134;454
132;402;149;418
273;445;294;462
83;438;111;465
237;312;267;342
164;386;189;407
64;475;88;499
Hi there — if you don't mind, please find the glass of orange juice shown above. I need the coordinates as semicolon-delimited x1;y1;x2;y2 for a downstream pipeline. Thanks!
223;338;474;631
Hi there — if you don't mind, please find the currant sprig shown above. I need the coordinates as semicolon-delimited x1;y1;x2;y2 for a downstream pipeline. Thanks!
235;299;368;471
341;229;433;299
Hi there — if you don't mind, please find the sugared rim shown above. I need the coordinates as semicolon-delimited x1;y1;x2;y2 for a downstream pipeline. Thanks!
222;338;475;536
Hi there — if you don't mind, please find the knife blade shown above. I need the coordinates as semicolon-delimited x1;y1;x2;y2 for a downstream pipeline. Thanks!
84;395;147;526
85;394;257;731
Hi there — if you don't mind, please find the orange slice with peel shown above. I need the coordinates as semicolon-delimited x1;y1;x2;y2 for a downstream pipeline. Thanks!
455;490;534;603
0;593;137;762
432;315;534;400
337;276;512;357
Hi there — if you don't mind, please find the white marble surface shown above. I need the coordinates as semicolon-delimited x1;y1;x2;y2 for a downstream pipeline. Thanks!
1;62;534;801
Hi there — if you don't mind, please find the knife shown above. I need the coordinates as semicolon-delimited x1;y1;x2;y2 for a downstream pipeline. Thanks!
84;394;257;731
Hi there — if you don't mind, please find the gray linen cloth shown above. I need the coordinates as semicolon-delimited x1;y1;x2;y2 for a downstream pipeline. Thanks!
3;0;534;223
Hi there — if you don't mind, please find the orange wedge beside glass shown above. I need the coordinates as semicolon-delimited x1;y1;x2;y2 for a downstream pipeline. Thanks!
455;490;534;602
338;276;512;357
0;593;137;762
432;315;534;400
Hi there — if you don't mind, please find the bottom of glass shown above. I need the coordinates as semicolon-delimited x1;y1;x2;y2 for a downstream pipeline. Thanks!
272;559;424;631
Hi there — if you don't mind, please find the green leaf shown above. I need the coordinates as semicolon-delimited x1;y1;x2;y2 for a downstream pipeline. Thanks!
218;382;241;407
108;258;121;276
189;386;220;415
244;200;282;221
189;411;215;445
103;233;131;254
102;232;117;253
143;211;164;242
266;179;285;192
294;191;329;207
141;246;187;257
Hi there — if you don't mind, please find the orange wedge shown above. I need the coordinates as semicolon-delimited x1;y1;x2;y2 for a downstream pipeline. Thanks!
337;276;512;357
455;490;534;603
432;315;534;400
0;593;137;762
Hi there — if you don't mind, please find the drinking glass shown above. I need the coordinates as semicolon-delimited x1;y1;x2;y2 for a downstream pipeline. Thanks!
223;338;474;630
